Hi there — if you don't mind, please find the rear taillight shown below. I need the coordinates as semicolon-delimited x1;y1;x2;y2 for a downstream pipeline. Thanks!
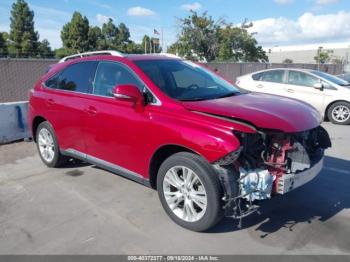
235;80;241;87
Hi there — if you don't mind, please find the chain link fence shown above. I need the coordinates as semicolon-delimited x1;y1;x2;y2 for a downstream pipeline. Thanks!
0;59;343;103
0;58;58;103
204;62;344;83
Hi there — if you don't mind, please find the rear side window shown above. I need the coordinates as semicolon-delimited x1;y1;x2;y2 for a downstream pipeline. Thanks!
93;62;143;97
261;70;285;83
46;61;98;93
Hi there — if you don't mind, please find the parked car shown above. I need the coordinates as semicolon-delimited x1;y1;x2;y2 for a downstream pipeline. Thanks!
337;73;350;83
236;68;350;125
28;51;331;231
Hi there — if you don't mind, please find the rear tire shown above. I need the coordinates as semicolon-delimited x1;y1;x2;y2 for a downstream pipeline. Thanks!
157;152;223;232
36;121;68;167
327;101;350;125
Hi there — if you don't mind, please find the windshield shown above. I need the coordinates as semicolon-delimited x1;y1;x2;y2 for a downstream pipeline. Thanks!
134;59;240;101
338;74;350;83
311;70;350;86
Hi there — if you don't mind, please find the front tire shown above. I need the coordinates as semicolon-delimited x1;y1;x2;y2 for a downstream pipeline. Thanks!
36;121;68;167
327;101;350;125
157;152;223;232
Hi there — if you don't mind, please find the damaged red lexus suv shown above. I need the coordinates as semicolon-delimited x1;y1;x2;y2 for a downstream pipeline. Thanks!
29;51;331;231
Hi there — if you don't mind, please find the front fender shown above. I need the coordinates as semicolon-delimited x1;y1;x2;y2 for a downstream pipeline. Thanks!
145;107;245;164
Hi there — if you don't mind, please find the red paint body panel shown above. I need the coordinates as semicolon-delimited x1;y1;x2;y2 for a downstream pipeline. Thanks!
28;55;322;180
183;93;321;133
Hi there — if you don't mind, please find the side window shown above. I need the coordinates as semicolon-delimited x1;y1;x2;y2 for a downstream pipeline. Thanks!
252;72;263;81
261;70;285;83
57;62;98;93
288;71;319;87
45;73;60;88
93;62;143;97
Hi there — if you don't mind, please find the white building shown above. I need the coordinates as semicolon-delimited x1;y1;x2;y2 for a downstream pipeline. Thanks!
264;42;350;65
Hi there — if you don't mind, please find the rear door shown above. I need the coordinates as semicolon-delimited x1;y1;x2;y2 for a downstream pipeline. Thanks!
43;61;98;152
251;70;287;96
283;70;325;112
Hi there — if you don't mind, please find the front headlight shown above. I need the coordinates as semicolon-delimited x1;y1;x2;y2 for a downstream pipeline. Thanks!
213;147;243;166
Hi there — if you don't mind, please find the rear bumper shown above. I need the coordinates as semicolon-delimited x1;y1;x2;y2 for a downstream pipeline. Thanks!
276;156;324;195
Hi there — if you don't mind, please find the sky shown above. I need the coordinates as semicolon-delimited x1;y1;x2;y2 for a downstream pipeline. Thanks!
0;0;349;50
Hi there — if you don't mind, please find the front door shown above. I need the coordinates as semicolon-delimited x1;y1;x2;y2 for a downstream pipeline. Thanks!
283;70;325;112
83;61;151;177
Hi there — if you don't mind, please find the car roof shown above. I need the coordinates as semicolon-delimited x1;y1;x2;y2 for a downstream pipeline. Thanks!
252;68;315;74
47;53;182;76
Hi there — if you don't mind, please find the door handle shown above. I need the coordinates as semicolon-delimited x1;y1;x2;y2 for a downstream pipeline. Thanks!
257;84;264;88
47;98;55;106
86;106;97;116
287;88;294;93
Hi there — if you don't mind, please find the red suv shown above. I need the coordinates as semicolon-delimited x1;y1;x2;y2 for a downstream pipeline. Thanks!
29;51;331;231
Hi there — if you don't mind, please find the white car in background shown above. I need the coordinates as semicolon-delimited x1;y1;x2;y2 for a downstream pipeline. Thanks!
236;68;350;125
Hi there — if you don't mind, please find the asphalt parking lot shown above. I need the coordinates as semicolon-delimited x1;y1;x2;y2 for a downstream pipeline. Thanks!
0;122;349;255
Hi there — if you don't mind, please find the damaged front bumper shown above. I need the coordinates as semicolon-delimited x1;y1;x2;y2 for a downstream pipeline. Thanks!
276;155;324;194
214;126;330;226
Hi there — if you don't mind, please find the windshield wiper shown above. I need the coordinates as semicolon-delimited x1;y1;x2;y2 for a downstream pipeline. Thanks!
179;97;207;101
214;92;239;99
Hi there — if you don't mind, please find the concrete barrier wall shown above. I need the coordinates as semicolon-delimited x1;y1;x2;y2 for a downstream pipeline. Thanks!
0;101;30;144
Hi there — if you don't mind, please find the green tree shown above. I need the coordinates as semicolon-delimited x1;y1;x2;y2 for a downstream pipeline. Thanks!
117;23;130;44
61;12;90;53
101;18;119;49
88;26;106;50
38;39;54;58
314;47;333;64
283;58;293;64
9;0;39;57
54;47;73;59
169;11;220;61
169;12;267;62
125;42;143;54
168;41;192;58
217;22;268;62
0;32;8;57
332;57;344;65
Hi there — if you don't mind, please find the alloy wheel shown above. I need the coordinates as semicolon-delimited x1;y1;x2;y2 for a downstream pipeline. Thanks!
38;128;55;163
332;105;350;123
163;166;207;222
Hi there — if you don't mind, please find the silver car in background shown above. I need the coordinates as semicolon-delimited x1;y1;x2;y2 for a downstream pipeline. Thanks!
337;73;350;83
236;68;350;125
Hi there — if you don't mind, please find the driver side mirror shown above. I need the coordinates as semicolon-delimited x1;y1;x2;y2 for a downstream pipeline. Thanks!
313;82;324;91
112;84;144;106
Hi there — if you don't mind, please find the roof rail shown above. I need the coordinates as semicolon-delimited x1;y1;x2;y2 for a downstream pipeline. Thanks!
59;50;124;63
157;53;182;59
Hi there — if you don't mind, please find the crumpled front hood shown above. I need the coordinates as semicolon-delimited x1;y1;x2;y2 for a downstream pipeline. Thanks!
182;93;321;133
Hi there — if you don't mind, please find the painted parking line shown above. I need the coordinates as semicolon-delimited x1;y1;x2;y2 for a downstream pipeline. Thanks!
324;167;350;175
